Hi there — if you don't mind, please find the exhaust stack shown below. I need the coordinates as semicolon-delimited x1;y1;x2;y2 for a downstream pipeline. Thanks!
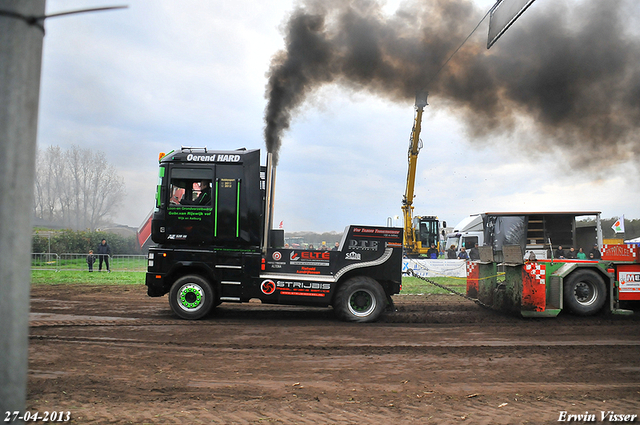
262;152;276;255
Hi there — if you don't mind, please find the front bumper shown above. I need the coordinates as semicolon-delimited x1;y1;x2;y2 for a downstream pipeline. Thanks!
146;272;168;297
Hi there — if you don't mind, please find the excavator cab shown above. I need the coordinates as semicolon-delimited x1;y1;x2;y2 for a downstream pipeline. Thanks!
413;216;440;251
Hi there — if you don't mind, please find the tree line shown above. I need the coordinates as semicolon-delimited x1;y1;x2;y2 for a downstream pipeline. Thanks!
32;229;140;255
34;145;125;231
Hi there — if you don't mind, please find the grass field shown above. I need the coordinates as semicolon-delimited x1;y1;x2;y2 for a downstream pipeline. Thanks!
400;276;467;295
31;271;467;295
31;270;145;286
31;255;147;272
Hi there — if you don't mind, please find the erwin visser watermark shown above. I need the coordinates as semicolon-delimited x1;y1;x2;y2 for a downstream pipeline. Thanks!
558;411;637;422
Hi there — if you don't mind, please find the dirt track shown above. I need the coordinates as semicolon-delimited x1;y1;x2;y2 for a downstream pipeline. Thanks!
27;285;640;424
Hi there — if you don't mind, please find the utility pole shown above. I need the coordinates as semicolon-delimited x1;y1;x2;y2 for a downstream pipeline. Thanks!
0;1;46;421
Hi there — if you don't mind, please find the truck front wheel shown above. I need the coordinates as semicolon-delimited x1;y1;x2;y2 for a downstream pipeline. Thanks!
169;275;215;320
563;270;606;316
334;276;386;323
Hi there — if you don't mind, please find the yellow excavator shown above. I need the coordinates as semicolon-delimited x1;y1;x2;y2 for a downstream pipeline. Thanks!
401;92;444;258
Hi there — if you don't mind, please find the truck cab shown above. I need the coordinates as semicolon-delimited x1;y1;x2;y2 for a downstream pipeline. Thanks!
146;147;404;322
446;214;484;256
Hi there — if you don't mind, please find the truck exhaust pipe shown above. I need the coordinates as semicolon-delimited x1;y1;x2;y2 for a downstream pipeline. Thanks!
262;152;276;255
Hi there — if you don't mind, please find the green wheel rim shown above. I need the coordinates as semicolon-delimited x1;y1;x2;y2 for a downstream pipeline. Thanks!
178;283;205;311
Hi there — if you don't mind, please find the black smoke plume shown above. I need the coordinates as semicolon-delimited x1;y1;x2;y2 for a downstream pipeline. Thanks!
264;0;640;169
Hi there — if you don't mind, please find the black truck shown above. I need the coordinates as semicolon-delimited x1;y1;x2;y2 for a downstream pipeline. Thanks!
145;147;403;322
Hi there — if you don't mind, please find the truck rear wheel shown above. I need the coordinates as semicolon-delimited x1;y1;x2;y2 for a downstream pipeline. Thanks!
563;270;606;316
169;275;215;320
334;276;386;323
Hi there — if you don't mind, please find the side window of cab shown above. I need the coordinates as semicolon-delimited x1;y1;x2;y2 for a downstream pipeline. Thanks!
169;168;213;207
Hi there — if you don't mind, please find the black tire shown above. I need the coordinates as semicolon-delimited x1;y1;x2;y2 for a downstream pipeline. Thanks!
169;275;215;320
563;270;606;316
334;276;386;323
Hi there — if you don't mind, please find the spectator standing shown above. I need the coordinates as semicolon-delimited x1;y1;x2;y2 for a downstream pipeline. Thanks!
87;250;96;272
426;243;438;259
97;238;112;272
577;248;587;260
447;245;457;259
589;244;602;260
469;243;480;260
457;247;469;260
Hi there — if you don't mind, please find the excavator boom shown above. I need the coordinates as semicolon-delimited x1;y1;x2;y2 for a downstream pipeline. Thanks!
401;93;442;257
402;106;424;251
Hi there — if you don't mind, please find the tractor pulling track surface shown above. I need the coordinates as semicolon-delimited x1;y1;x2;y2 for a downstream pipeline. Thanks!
27;285;640;424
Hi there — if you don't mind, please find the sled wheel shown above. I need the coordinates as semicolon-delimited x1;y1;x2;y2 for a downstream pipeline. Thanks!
169;275;215;320
563;270;606;316
335;276;386;323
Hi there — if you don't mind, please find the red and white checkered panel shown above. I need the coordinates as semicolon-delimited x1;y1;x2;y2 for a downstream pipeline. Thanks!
467;262;477;276
524;262;546;285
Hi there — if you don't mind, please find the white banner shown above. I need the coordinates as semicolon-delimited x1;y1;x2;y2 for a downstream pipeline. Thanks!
403;259;467;278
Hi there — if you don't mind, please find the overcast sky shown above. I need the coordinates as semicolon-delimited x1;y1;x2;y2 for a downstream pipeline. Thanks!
38;0;640;233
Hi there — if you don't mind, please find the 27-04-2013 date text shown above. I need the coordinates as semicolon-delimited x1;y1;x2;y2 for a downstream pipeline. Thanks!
4;411;71;422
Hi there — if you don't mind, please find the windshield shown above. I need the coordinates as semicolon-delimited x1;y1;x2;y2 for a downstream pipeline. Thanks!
446;236;460;251
415;218;438;246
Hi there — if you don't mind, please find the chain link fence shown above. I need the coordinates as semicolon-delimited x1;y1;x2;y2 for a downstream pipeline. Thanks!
31;253;147;272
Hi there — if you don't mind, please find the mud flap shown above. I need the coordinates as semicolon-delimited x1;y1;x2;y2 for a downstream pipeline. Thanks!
494;266;522;315
478;262;497;307
522;262;546;312
466;262;479;299
386;293;396;312
520;262;560;317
